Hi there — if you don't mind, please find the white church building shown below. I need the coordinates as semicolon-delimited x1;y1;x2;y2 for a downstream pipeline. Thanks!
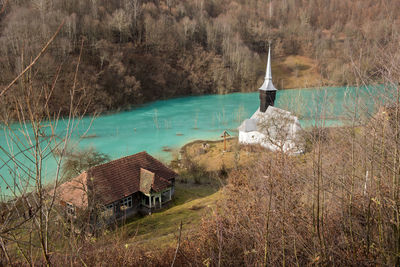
238;47;303;153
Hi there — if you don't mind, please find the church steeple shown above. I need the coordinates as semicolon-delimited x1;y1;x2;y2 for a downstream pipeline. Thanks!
259;46;277;112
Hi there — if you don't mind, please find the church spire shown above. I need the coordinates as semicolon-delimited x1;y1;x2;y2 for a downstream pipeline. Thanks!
259;46;276;91
265;46;272;80
259;45;277;112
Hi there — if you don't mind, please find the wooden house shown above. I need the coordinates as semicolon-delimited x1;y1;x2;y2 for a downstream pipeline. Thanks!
56;151;177;220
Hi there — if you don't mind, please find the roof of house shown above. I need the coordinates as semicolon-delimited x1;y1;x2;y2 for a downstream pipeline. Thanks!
56;151;177;208
56;171;88;208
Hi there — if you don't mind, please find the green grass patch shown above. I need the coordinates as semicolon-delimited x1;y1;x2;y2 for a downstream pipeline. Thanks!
123;182;221;248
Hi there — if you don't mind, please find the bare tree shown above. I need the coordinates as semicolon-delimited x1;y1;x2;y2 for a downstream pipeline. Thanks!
110;9;132;43
0;28;91;264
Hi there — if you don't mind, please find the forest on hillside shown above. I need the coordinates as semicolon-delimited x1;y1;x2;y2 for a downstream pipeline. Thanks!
0;0;399;117
3;1;400;266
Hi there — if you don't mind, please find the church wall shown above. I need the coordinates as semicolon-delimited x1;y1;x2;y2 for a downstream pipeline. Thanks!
239;130;301;154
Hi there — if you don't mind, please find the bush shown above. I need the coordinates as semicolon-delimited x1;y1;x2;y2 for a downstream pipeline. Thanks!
62;147;110;180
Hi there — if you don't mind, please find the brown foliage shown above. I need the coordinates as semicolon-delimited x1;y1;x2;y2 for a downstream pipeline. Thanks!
173;117;400;265
1;0;399;117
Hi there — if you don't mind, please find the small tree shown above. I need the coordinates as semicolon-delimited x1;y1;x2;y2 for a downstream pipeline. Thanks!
258;108;304;155
62;147;110;181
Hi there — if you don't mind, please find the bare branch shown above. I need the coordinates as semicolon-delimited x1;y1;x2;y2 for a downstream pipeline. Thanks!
0;19;65;98
171;220;183;267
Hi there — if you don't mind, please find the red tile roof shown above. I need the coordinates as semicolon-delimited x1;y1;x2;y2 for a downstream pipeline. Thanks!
57;151;177;206
140;168;172;194
152;175;172;192
56;172;88;208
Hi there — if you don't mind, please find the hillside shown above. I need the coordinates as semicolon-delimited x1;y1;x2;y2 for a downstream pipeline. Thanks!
2;0;400;266
1;0;399;119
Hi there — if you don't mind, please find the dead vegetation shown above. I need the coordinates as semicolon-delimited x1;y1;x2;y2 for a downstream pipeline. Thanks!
1;0;399;118
3;103;400;266
2;1;400;265
171;113;400;265
179;138;262;172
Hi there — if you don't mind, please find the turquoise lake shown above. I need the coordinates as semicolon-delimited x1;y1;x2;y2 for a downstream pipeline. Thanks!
0;85;387;194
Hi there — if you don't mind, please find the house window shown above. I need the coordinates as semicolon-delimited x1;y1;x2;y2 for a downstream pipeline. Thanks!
162;189;171;202
120;196;132;210
106;203;114;213
66;203;75;216
102;203;114;218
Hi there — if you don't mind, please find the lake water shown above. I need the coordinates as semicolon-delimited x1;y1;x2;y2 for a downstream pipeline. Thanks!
0;85;387;194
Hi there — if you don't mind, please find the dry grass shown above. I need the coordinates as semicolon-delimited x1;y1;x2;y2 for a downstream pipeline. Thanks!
271;55;332;89
182;138;261;172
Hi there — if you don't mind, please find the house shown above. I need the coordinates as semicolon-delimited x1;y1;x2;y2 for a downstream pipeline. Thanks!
56;151;177;220
238;47;303;153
